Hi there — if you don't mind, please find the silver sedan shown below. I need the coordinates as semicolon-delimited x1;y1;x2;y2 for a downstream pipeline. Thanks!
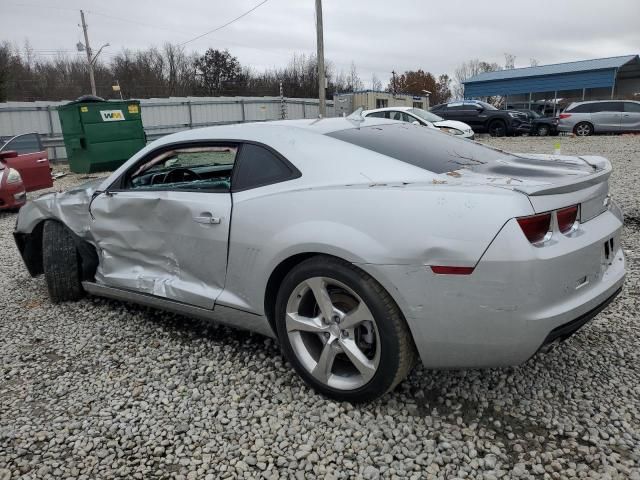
14;118;625;402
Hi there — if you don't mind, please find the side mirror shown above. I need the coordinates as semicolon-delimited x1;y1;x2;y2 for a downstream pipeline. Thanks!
412;121;421;126
0;150;19;160
475;106;484;112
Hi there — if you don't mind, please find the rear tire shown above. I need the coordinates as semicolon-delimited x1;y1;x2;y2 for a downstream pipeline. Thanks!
574;122;593;136
488;120;507;137
42;221;84;303
275;255;416;403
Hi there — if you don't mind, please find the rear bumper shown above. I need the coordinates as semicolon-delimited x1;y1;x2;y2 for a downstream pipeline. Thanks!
558;122;574;133
513;122;532;134
359;210;625;368
540;286;621;348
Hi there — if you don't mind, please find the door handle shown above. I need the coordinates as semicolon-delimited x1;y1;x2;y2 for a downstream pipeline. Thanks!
194;212;221;224
36;159;48;163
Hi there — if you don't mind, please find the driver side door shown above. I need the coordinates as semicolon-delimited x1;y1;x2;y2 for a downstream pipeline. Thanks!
89;143;237;309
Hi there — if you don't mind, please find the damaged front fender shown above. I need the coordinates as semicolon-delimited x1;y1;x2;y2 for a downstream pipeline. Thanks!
14;178;104;278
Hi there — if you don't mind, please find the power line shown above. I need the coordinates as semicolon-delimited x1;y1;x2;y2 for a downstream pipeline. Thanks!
7;1;271;51
4;1;77;11
86;10;193;36
5;2;192;37
179;0;270;46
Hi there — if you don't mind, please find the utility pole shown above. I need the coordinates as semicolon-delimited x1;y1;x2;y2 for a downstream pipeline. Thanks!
391;70;397;96
80;10;96;96
315;0;326;117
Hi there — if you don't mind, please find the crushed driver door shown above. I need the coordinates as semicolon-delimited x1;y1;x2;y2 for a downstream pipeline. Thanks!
88;144;237;309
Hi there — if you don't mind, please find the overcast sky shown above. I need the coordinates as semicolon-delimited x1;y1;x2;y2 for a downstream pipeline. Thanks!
2;0;639;87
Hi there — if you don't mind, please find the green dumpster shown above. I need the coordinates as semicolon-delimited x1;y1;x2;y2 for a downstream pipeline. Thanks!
58;95;146;173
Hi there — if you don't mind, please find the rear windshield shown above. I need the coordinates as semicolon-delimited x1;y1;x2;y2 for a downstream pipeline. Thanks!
326;123;511;174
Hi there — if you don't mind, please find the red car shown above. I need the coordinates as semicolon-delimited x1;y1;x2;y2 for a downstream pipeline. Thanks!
0;133;53;210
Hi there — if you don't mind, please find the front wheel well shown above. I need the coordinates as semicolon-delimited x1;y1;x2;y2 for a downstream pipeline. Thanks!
15;221;46;276
17;219;99;281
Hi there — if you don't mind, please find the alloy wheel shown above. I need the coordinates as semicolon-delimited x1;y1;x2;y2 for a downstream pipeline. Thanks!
285;276;381;390
575;123;592;136
489;122;506;137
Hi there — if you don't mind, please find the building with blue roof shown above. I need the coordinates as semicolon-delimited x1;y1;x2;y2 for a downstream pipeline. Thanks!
463;55;640;112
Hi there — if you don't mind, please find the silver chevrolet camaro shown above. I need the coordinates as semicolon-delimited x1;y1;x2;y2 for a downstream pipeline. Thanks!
13;117;625;402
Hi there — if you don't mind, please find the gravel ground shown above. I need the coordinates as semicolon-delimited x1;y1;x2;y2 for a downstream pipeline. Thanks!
1;136;639;480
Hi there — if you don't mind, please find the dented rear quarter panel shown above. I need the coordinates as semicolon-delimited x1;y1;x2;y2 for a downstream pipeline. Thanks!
222;182;533;314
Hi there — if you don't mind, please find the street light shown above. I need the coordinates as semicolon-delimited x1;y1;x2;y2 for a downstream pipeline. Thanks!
91;43;110;66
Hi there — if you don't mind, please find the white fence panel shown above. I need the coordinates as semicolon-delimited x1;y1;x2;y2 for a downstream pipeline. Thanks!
0;96;335;160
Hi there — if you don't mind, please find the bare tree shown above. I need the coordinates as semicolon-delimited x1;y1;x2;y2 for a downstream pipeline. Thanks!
453;58;502;99
371;73;382;91
23;38;35;69
504;53;516;70
530;58;539;67
162;43;198;96
346;62;363;91
0;40;459;102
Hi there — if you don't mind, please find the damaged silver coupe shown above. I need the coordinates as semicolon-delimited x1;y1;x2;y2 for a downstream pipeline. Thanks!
14;118;625;402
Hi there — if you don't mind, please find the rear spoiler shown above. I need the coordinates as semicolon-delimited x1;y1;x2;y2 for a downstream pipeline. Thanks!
512;156;611;196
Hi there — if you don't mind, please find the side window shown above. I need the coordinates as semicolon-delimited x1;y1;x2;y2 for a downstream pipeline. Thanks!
591;102;623;113
567;103;591;113
2;133;42;154
624;102;640;113
401;113;415;123
446;103;465;110
390;111;404;121
233;144;297;191
127;146;237;192
366;111;385;118
462;102;482;111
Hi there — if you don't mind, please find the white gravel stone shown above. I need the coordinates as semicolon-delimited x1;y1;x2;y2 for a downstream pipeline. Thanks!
1;136;639;478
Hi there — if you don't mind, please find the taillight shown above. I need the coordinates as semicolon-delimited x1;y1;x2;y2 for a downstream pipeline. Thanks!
557;205;578;234
430;266;474;275
517;212;551;244
559;113;572;119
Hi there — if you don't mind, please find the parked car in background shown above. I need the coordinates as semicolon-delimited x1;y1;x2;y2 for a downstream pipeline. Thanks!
430;100;530;137
516;109;559;136
0;156;27;210
14;118;624;402
0;133;52;210
558;100;640;136
362;107;475;139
